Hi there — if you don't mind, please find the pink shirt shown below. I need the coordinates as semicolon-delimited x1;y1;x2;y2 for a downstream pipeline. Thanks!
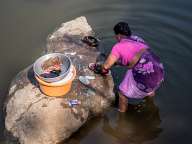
111;38;149;66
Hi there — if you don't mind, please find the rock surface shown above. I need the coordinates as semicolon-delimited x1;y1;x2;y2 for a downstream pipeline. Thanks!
5;17;115;144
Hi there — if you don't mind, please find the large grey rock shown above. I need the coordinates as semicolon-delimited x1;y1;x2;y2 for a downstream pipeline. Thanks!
5;16;115;144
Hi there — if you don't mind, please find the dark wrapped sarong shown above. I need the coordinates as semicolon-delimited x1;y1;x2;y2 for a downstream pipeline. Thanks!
119;49;164;98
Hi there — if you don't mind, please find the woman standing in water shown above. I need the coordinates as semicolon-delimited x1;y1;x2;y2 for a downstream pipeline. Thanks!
89;22;164;112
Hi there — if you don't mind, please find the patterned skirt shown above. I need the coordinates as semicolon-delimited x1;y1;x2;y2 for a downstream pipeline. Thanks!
119;50;164;99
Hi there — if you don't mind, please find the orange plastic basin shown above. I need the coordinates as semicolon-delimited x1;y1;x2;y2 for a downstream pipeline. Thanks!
35;66;76;97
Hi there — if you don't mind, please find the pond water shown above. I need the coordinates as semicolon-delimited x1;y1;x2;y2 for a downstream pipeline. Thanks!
0;0;192;143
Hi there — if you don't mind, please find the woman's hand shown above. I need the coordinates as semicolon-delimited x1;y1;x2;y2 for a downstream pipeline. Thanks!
88;63;109;76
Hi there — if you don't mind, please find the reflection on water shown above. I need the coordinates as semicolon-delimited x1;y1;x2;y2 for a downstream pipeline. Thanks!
65;98;162;144
103;102;162;144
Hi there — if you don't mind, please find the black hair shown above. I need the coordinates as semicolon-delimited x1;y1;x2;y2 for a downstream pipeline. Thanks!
113;22;132;37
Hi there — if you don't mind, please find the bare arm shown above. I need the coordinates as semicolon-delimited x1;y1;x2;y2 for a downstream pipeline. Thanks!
103;54;118;69
102;48;146;70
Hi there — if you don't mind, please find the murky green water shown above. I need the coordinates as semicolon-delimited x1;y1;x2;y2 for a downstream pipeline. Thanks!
0;0;192;143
